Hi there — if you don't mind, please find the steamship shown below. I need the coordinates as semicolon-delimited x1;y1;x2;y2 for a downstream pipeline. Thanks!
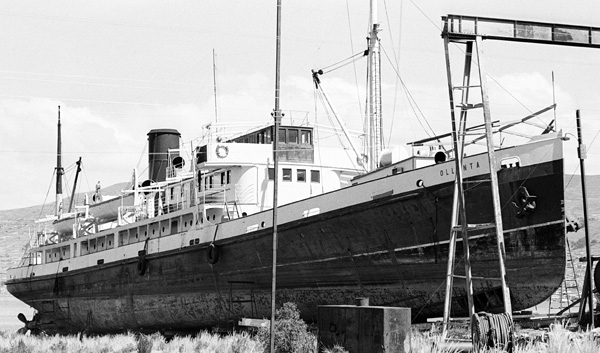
5;6;570;334
5;122;568;334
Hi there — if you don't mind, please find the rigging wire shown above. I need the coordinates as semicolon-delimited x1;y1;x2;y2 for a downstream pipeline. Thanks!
345;0;364;126
380;45;438;139
405;0;550;128
38;169;57;220
382;0;403;147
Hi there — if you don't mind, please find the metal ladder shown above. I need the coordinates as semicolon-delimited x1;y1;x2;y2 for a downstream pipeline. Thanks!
549;238;580;313
441;33;512;338
228;281;257;329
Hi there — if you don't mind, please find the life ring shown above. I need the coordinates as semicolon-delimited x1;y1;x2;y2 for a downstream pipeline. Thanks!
206;243;219;264
215;145;229;158
137;250;147;276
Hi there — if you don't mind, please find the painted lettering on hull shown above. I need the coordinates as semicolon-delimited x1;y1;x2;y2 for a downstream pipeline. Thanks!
440;162;481;176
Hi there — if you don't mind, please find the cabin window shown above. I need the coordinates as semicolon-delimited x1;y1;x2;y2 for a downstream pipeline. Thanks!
265;128;272;143
300;130;312;144
278;128;286;143
196;145;208;164
288;129;299;144
221;172;225;185
150;222;159;239
227;170;231;184
209;176;214;188
119;230;127;246
129;229;136;244
311;170;320;183
97;236;106;251
282;168;292;182
160;220;169;236
297;169;306;182
268;168;275;180
182;214;193;230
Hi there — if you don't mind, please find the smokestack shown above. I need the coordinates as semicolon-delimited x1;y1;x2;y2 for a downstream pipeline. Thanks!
147;129;181;182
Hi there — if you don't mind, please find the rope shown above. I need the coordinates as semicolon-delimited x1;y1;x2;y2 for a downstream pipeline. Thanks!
472;312;513;353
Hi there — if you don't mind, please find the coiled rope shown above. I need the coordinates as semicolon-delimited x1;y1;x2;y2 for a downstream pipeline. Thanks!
472;312;514;353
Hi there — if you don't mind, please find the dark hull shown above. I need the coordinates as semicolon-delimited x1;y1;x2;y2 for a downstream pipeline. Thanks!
7;159;565;334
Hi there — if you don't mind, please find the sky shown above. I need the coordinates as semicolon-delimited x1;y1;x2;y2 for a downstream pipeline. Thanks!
2;0;600;210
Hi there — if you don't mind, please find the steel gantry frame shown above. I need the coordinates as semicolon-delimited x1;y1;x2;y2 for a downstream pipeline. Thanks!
440;14;600;338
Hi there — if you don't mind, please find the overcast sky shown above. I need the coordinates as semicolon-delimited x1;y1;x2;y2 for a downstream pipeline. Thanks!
2;0;600;211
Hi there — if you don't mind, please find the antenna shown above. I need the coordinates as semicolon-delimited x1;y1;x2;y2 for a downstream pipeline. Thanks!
213;49;219;123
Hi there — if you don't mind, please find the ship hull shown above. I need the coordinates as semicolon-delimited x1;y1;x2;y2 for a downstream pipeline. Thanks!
6;141;566;334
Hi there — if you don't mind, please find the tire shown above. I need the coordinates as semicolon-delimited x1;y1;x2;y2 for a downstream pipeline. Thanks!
207;244;219;264
137;256;147;276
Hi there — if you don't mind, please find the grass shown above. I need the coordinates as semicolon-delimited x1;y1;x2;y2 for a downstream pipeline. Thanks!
0;330;263;353
0;322;598;353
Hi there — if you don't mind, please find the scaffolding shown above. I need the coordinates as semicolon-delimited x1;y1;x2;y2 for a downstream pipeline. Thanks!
439;13;600;341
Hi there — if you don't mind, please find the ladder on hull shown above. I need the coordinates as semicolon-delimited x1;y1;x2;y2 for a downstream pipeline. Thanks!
549;238;580;313
441;34;512;338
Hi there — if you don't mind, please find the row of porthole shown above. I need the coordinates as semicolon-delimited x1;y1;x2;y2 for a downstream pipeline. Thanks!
130;219;191;239
199;215;218;224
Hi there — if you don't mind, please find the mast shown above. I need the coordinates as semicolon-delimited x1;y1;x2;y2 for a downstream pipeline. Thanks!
55;106;64;217
367;0;382;171
270;1;282;352
67;157;82;213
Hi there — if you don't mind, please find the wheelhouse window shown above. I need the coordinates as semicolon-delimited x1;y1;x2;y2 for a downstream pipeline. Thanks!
311;170;320;183
278;128;286;143
300;130;312;144
282;168;292;182
297;169;306;182
288;129;299;144
268;168;275;180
